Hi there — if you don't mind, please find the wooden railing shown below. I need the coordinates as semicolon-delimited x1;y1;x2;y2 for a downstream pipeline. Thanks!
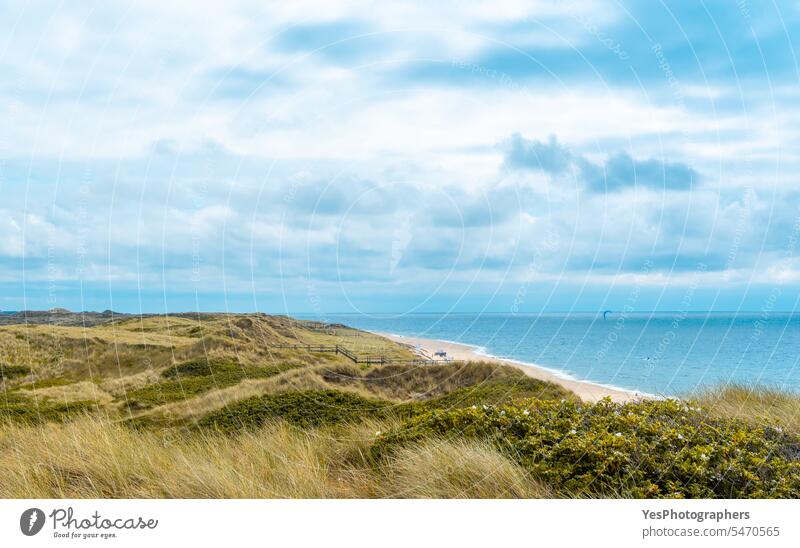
269;344;461;366
269;344;384;364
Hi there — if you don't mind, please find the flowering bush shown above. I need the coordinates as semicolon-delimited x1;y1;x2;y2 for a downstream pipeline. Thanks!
372;398;800;498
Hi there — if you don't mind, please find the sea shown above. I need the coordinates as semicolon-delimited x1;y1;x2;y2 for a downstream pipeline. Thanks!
305;312;800;397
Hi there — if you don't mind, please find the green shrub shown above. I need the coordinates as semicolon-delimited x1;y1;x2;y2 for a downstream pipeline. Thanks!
123;377;228;410
198;389;392;432
123;359;298;410
0;365;31;380
397;377;572;418
372;398;800;498
0;393;97;423
198;377;570;433
161;357;242;378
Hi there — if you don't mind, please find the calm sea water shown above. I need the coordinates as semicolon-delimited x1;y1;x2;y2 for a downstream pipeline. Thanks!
301;313;800;397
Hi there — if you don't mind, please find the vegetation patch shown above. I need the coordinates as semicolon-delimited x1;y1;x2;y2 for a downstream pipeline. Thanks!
693;384;800;435
397;377;572;417
323;361;547;401
0;392;98;423
0;365;31;380
372;398;800;498
198;389;393;432
16;377;76;390
161;357;243;378
123;358;298;410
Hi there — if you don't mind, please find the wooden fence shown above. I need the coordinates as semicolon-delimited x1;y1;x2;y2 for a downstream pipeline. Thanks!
270;344;385;364
270;344;462;366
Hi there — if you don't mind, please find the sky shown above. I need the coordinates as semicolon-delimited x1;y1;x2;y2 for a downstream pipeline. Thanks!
1;0;800;315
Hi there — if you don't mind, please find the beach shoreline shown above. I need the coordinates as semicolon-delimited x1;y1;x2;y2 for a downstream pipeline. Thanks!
378;332;650;403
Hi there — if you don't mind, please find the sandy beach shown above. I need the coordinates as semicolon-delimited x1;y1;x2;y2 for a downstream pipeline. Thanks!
379;332;648;403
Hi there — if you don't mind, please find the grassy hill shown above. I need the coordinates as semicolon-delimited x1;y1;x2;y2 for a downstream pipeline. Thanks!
2;313;800;498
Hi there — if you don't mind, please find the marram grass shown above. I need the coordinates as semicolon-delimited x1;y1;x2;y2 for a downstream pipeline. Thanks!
2;313;800;499
0;415;548;498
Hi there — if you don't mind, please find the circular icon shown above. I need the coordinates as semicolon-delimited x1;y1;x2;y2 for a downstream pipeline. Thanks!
20;508;45;536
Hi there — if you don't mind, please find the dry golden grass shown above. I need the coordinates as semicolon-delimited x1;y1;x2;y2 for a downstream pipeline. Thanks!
99;369;163;398
8;311;800;500
0;313;558;499
18;380;114;405
693;384;800;434
368;439;552;498
301;330;414;361
0;415;547;498
1;314;409;397
38;322;194;347
0;324;181;381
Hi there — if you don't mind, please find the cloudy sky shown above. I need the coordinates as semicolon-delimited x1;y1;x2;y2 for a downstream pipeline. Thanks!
1;0;800;314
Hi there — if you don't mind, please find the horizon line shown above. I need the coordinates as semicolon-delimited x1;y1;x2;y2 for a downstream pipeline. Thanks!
3;309;799;316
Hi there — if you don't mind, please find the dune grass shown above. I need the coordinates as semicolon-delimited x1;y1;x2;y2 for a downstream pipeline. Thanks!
3;313;800;499
0;415;548;498
0;313;556;498
368;438;552;498
0;313;407;389
692;384;800;434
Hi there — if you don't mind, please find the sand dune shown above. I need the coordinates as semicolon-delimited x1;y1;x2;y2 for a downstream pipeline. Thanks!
378;333;647;403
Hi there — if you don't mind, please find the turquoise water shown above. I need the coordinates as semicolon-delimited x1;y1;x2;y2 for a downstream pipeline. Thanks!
302;313;800;397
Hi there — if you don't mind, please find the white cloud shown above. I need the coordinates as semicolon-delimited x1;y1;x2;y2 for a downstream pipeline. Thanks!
2;1;800;310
